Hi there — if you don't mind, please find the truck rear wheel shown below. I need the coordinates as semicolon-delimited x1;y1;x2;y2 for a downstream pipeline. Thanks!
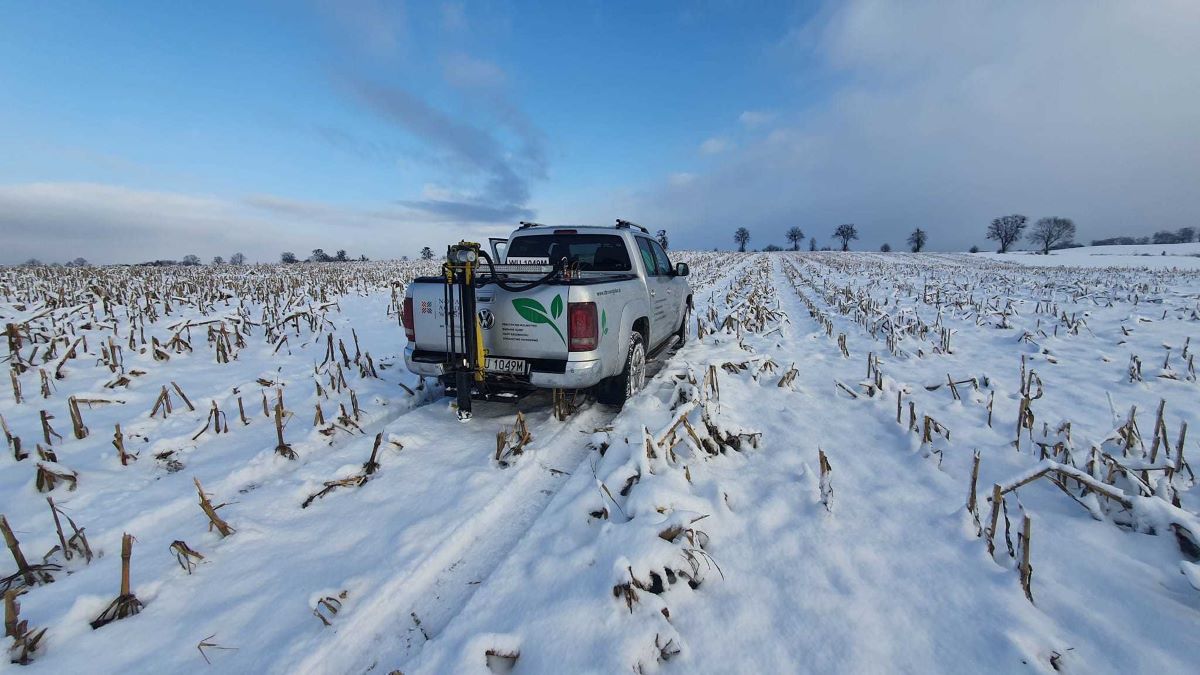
596;332;646;406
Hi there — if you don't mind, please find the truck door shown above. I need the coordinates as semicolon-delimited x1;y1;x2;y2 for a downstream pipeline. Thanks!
635;237;673;347
648;239;682;338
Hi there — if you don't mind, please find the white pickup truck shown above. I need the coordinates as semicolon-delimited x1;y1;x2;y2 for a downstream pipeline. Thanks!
402;221;692;407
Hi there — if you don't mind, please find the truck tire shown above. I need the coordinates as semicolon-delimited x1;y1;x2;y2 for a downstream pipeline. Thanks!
596;332;646;406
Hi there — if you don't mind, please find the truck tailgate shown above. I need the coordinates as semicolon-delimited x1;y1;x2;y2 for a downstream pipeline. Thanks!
410;282;571;361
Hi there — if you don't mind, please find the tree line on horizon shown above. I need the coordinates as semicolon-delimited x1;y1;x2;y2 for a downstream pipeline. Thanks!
723;214;1151;255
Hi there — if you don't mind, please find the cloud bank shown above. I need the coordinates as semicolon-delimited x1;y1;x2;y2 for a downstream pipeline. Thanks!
628;0;1200;251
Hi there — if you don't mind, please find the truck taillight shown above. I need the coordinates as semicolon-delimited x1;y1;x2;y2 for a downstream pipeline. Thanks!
568;302;597;352
402;297;415;341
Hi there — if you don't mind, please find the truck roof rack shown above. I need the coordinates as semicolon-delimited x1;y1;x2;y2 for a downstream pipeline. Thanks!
518;221;547;229
615;219;649;234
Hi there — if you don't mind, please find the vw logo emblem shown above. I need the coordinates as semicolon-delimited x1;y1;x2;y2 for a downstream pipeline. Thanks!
478;308;495;330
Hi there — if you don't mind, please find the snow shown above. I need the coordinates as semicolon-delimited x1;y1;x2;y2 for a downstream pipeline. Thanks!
3;251;1200;673
974;242;1200;269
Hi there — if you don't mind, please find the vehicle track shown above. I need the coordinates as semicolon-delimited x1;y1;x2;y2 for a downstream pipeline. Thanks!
282;260;752;675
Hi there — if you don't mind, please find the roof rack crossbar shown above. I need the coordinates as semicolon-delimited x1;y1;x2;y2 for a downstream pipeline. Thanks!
615;219;649;234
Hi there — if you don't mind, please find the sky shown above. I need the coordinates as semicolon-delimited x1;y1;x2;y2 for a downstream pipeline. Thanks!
1;0;1198;263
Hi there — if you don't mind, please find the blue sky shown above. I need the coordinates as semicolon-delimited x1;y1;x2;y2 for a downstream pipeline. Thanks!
2;1;1198;262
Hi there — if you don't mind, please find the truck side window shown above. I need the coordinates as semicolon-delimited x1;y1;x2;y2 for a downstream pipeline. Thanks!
635;237;659;276
649;240;672;276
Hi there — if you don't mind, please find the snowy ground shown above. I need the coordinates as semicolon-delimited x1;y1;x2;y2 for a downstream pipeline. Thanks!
974;241;1200;269
2;251;1199;673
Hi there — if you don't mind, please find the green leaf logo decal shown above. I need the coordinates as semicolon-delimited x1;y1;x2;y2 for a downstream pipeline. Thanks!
513;296;566;345
550;294;563;320
601;309;608;335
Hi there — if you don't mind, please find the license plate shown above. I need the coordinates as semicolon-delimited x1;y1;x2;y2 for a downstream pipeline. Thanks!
485;357;529;375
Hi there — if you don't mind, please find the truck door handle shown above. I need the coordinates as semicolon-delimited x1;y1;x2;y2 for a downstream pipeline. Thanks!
649;290;656;297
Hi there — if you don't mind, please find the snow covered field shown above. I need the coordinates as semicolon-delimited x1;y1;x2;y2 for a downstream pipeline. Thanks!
975;242;1200;269
3;250;1200;673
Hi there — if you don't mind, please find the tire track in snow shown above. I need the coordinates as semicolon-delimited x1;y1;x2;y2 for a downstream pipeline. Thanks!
284;261;754;675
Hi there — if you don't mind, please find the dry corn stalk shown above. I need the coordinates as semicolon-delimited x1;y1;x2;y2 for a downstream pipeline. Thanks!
170;540;205;574
818;449;833;511
46;497;92;563
89;534;142;629
113;424;136;465
274;400;295;459
67;396;89;439
313;590;348;626
5;589;47;664
194;478;235;537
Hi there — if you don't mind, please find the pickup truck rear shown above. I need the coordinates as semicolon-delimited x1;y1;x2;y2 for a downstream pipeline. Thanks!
402;221;692;419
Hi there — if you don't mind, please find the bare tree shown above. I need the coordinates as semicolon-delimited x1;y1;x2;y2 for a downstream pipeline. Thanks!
211;256;224;265
734;227;750;252
335;249;349;262
833;224;858;251
420;247;434;260
229;252;246;265
281;251;297;264
66;257;89;267
1027;217;1076;254
986;214;1028;253
786;226;805;251
809;238;818;251
181;254;201;266
656;229;669;250
907;228;928;252
880;243;891;252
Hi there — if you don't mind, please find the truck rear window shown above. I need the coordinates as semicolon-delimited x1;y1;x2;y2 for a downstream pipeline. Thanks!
506;234;632;272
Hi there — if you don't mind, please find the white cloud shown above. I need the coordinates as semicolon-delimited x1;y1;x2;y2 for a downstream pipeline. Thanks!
668;172;697;187
442;52;507;89
699;137;733;155
633;0;1200;251
0;183;516;264
738;111;775;128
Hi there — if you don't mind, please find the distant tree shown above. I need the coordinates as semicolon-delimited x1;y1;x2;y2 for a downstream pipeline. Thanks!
229;252;246;265
211;256;224;265
986;214;1027;253
656;229;669;250
65;257;88;267
22;258;42;266
969;245;981;253
359;254;369;261
335;249;349;262
181;254;201;266
880;243;891;252
809;238;818;252
281;251;298;264
310;248;332;263
1027;217;1076;254
786;226;805;251
907;228;927;253
734;227;751;252
833;224;858;251
1178;227;1197;243
420;246;434;261
763;244;783;252
1152;230;1182;245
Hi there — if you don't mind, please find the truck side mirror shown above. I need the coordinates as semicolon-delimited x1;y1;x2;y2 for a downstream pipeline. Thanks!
675;262;689;276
